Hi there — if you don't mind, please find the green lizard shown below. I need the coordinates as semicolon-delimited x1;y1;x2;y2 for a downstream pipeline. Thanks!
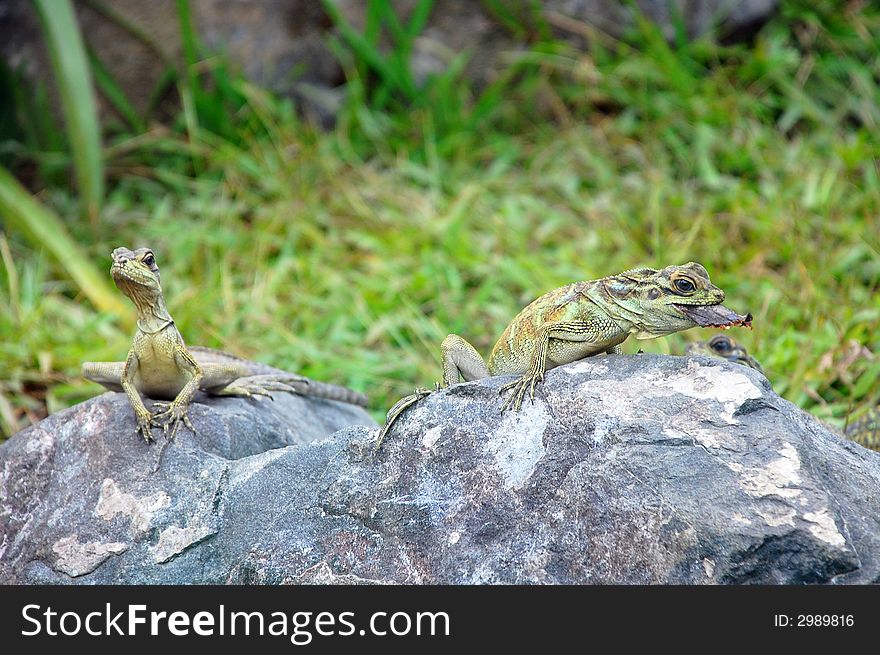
378;262;751;446
687;334;878;451
83;247;368;443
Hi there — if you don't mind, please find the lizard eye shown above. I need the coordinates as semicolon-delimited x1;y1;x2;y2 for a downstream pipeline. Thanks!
143;253;155;267
709;336;732;354
674;278;695;293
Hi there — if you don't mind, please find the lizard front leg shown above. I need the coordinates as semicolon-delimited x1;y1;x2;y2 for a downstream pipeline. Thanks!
120;351;162;442
499;321;602;413
151;348;202;440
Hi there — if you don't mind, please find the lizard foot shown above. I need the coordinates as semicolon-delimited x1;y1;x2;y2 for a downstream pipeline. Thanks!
375;385;437;450
218;375;310;399
499;371;544;413
135;409;162;443
151;401;196;440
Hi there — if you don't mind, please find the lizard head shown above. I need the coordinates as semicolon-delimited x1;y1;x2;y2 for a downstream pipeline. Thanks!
685;334;765;373
110;246;163;311
603;262;751;339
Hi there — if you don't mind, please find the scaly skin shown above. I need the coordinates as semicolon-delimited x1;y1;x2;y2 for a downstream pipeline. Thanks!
378;262;751;446
845;411;880;451
686;335;878;451
83;247;367;443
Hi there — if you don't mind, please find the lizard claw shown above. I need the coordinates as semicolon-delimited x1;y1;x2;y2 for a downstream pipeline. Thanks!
152;401;196;440
499;371;543;414
135;414;160;443
529;371;543;403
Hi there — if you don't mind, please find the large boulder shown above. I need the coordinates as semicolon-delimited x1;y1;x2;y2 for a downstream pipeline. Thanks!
2;354;878;584
0;389;376;582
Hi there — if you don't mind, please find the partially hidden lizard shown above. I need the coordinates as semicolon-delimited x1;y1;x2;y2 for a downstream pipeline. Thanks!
686;334;878;451
378;262;752;446
83;247;368;443
684;333;765;373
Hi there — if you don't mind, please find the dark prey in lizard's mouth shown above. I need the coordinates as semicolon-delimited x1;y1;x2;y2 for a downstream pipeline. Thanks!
674;304;753;329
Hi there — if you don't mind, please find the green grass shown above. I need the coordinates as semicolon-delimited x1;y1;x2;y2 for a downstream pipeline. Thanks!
0;0;878;437
33;0;104;223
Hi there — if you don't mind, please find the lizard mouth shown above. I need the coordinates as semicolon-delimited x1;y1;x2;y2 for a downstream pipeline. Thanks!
673;303;753;329
112;262;153;286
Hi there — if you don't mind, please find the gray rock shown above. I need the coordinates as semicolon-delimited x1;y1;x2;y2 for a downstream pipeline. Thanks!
3;354;878;584
0;389;376;583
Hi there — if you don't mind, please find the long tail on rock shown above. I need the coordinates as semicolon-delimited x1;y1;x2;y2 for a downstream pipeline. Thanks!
189;345;368;407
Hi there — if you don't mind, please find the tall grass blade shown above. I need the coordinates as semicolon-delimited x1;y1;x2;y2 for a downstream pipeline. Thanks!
33;0;104;224
87;47;145;132
0;165;126;318
322;0;417;99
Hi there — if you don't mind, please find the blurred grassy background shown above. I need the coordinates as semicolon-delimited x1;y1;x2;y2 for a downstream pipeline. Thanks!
0;0;877;438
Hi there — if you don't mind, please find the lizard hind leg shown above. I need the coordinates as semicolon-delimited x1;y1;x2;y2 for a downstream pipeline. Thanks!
441;334;490;385
199;362;310;400
212;374;310;399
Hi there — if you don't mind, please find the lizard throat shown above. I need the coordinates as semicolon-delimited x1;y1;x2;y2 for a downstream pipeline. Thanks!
122;283;174;333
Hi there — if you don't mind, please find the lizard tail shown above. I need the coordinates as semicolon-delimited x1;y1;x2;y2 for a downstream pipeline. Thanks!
299;380;369;407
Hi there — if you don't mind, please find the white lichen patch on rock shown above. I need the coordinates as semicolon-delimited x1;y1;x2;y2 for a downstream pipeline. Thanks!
739;443;802;500
486;403;548;490
564;358;610;377
229;449;286;488
568;360;762;438
731;512;752;526
78;401;107;438
591;416;621;445
26;427;54;457
664;361;763;423
803;509;847;548
422;426;443;450
149;523;215;564
703;557;716;578
293;561;392;585
52;535;128;577
95;478;169;535
756;505;797;528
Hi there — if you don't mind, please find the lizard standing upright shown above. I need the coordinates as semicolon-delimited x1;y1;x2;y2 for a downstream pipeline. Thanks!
83;247;368;443
378;262;751;445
